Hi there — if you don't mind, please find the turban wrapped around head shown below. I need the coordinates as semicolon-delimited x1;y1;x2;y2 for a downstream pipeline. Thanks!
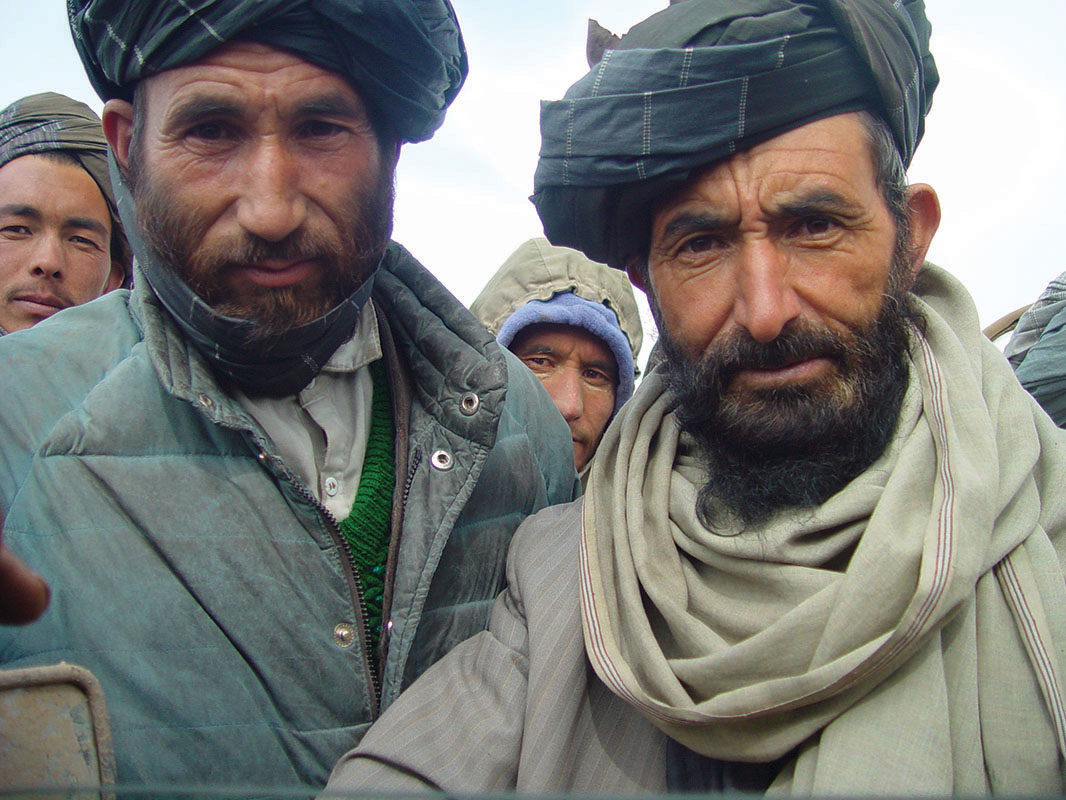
0;92;132;282
532;0;938;270
68;0;468;144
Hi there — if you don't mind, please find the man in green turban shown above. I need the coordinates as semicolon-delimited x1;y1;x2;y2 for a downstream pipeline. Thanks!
0;0;577;789
329;0;1066;794
0;92;131;334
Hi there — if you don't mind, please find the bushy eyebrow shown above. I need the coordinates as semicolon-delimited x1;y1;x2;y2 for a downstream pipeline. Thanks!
166;91;368;131
293;91;369;122
165;95;245;130
776;189;865;219
65;216;110;239
659;212;728;243
513;341;557;357
0;203;41;219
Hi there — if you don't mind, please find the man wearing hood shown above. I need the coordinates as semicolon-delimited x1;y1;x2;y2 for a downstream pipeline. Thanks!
471;238;642;474
0;0;576;788
0;92;131;334
329;0;1066;794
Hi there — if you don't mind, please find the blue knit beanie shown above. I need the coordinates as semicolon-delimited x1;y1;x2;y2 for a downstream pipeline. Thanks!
496;291;635;413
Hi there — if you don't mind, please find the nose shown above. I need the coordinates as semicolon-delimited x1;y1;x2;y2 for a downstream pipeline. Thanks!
545;369;584;423
732;239;802;343
235;140;308;242
28;234;66;281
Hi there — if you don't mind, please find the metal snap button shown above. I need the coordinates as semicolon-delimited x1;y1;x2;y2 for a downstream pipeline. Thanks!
333;622;355;648
459;392;480;416
196;393;213;409
430;449;454;471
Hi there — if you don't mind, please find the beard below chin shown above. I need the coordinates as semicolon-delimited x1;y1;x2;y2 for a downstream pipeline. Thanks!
658;294;918;531
130;158;394;338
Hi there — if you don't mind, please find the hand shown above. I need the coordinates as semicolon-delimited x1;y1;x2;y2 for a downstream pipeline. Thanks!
0;519;49;624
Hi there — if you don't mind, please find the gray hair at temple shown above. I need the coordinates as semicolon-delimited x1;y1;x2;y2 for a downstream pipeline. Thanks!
67;0;468;145
532;0;938;271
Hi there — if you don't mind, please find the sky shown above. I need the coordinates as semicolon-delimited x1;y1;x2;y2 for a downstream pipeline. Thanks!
3;1;1065;362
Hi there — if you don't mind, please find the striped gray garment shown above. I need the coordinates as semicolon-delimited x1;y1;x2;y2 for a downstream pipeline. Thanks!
328;265;1066;795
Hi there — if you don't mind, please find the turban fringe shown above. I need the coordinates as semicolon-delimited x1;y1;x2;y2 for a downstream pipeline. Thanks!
532;0;938;269
0;92;132;280
67;0;467;144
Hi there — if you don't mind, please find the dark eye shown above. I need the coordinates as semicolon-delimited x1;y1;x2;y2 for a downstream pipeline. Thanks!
522;355;555;373
582;368;614;387
70;234;104;251
187;121;232;142
800;217;836;236
301;120;346;139
0;224;31;237
678;234;724;255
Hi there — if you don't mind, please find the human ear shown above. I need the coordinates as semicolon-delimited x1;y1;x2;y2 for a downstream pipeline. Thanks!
625;258;648;292
102;99;135;173
903;183;941;280
105;260;125;293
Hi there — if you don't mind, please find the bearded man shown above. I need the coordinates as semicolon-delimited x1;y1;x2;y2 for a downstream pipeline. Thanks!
328;0;1066;794
0;0;577;789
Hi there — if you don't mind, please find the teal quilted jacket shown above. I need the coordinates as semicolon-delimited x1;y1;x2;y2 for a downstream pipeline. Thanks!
0;243;578;788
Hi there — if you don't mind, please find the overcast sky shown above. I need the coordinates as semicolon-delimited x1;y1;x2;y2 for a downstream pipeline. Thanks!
3;1;1065;360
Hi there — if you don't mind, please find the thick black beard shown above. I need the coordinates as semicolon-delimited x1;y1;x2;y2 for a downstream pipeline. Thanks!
657;291;920;531
127;145;394;338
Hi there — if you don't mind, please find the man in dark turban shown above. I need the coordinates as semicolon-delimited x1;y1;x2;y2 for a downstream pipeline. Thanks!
0;92;131;334
328;1;1066;794
0;0;577;789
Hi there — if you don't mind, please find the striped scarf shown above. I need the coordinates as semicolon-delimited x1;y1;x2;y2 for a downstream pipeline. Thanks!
581;265;1066;793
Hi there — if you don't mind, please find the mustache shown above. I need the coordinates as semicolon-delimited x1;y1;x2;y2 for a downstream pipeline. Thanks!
188;229;336;274
700;320;855;385
5;283;76;309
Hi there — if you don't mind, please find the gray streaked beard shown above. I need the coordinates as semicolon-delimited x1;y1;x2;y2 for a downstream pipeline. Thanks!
656;278;921;533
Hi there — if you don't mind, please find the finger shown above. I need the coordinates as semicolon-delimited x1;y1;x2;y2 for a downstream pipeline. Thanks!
0;543;50;625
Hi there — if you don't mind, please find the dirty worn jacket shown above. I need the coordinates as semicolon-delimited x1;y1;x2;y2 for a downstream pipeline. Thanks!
0;242;578;788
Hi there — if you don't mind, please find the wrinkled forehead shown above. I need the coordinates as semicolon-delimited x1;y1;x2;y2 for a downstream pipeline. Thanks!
136;41;364;113
651;113;881;221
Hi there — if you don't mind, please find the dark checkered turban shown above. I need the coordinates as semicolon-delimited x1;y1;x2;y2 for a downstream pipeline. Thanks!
533;0;938;269
68;0;467;144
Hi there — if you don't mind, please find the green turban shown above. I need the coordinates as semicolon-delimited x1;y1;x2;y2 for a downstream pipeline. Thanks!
0;92;132;282
68;0;467;144
533;0;938;269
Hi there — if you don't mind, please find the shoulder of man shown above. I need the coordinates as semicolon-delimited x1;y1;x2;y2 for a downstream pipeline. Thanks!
376;243;579;504
0;291;142;499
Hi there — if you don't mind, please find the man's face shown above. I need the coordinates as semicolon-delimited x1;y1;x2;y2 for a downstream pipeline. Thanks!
641;113;934;526
510;322;618;470
108;41;394;333
0;154;120;333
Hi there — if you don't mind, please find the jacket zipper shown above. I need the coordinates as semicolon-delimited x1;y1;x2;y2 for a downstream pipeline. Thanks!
400;445;422;509
203;400;384;715
257;446;382;716
296;478;381;713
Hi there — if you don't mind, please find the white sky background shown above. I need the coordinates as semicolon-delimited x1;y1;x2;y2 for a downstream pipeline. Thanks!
2;0;1065;363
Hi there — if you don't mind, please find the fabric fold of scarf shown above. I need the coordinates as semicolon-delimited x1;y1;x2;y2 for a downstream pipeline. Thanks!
68;0;467;143
0;91;132;278
532;0;937;269
581;265;1066;793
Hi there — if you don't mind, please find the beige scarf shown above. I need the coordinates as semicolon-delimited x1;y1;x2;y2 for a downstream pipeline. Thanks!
581;266;1066;794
